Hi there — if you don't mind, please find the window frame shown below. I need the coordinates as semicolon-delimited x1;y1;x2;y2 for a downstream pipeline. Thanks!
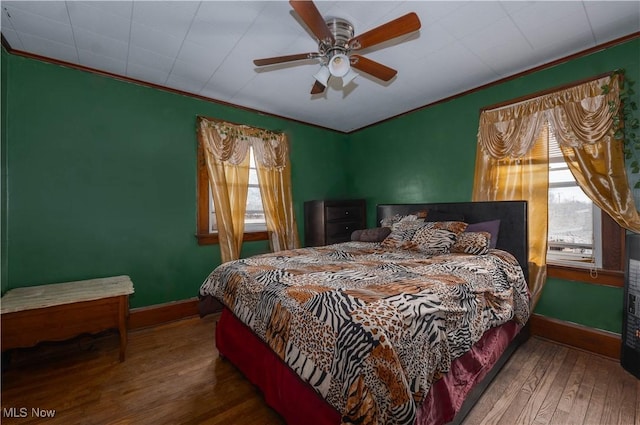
547;210;624;287
542;120;625;287
546;123;600;267
196;141;269;246
243;147;268;233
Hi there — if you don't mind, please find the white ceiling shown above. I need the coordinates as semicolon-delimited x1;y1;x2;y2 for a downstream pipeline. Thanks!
1;1;639;133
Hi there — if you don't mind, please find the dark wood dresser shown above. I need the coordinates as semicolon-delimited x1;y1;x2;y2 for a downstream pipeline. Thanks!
304;199;366;247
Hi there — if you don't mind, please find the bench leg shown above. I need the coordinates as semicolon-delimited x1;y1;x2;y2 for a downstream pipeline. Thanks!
118;295;128;362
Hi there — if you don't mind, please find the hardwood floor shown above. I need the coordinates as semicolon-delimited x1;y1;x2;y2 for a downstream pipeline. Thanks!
463;335;639;425
1;314;638;425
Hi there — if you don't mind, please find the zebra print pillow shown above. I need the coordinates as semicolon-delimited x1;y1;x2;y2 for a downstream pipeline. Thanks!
381;221;468;254
379;220;424;249
451;231;491;255
411;227;460;255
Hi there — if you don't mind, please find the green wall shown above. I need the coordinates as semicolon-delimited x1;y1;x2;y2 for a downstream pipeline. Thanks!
1;53;349;308
535;279;623;333
1;48;8;294
3;38;638;333
349;38;640;333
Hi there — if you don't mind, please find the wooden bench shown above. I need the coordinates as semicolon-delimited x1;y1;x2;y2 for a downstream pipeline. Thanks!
1;275;134;362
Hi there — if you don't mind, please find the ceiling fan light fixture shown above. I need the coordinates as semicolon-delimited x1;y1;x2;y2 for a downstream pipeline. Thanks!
313;65;330;86
328;53;351;78
342;68;358;85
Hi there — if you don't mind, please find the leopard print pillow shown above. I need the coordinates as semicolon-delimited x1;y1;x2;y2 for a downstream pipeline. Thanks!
451;231;491;255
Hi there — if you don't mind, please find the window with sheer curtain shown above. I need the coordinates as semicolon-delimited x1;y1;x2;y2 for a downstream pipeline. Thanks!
474;73;639;306
196;116;300;263
197;141;269;246
207;147;267;233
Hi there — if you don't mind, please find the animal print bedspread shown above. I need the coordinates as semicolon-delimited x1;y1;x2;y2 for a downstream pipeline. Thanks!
199;242;530;425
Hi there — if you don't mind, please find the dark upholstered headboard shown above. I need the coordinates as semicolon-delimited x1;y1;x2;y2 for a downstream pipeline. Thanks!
377;201;528;283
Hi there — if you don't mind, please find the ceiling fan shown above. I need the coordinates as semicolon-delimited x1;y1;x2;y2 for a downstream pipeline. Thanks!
253;0;421;94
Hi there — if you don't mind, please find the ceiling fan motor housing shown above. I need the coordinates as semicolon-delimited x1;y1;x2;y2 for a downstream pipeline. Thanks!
319;17;355;60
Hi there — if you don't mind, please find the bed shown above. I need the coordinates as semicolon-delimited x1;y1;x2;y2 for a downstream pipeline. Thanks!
199;201;530;425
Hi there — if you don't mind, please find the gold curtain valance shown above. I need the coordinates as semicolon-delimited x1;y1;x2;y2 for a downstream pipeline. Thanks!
197;117;289;169
478;75;620;159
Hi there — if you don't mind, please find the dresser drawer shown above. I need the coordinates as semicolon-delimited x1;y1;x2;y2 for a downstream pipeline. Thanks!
304;199;366;247
326;206;363;222
326;221;361;241
326;235;352;245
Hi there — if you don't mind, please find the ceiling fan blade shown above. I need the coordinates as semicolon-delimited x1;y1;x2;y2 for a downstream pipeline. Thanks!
254;53;318;66
289;0;335;43
310;80;326;94
350;55;397;81
348;12;421;50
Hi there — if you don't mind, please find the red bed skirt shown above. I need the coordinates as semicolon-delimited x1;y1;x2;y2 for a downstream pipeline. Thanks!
215;307;522;425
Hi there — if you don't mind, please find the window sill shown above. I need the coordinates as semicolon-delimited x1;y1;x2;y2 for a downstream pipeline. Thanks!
196;230;269;246
547;264;623;288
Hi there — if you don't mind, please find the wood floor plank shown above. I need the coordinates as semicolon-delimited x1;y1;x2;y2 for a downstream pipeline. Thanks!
616;365;638;425
514;344;569;425
495;341;559;425
531;347;579;425
462;337;544;425
565;352;598;425
581;355;614;425
1;316;637;425
549;351;588;425
467;337;551;425
600;357;628;425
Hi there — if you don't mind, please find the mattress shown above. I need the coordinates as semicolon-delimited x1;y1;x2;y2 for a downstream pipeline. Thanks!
199;240;530;425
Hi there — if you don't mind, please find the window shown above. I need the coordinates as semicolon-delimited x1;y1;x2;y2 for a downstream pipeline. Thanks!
476;75;628;292
546;122;602;268
197;144;269;245
542;121;624;285
207;147;266;233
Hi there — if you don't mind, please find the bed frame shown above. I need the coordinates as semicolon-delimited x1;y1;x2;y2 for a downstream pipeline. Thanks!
213;200;530;425
377;201;529;281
